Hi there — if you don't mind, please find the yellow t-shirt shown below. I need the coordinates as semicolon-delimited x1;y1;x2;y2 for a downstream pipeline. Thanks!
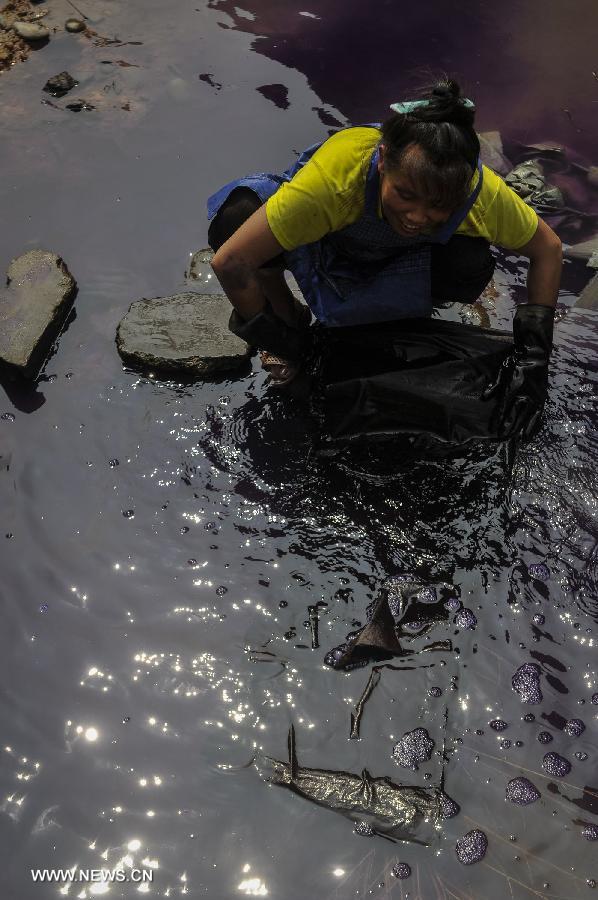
266;126;538;252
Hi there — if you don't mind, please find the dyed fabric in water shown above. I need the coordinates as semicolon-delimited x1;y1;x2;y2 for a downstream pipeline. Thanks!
317;318;513;449
256;726;448;844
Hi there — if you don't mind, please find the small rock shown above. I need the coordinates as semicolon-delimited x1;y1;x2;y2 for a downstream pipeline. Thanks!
13;20;50;41
0;251;76;376
43;71;78;98
65;18;86;33
116;292;252;376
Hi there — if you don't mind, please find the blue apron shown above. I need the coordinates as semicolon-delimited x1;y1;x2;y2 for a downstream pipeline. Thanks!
207;129;483;327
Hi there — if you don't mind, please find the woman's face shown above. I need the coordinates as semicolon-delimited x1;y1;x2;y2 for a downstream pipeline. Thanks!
377;143;453;237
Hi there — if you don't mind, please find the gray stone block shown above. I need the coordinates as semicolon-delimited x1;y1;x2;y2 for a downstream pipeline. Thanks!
0;250;76;376
116;292;252;376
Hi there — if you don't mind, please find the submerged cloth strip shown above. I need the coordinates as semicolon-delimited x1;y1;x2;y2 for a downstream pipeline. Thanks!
390;98;475;114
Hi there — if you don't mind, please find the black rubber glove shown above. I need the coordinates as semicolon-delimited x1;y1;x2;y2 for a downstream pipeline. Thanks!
491;303;555;440
228;307;312;363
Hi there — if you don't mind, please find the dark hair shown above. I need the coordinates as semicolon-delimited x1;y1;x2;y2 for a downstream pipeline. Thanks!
380;79;480;210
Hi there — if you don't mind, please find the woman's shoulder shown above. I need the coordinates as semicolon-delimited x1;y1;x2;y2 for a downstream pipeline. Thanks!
313;126;381;170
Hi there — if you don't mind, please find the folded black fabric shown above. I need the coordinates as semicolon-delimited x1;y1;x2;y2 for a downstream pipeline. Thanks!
318;318;513;446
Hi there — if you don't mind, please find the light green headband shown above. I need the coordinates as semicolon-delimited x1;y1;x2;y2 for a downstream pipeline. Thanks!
390;98;474;114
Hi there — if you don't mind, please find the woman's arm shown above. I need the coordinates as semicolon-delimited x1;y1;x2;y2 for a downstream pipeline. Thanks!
211;205;288;320
516;216;563;307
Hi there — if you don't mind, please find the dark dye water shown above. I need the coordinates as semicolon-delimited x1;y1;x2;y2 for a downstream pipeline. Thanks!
1;1;598;898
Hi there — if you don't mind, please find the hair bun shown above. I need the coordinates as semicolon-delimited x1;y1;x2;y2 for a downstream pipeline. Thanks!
432;80;461;101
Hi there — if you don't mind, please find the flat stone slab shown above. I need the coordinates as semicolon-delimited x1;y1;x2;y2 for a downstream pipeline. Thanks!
116;292;251;375
0;250;76;375
573;272;598;310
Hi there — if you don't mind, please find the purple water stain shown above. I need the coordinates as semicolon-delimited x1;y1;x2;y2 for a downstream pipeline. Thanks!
542;752;571;777
439;792;460;819
512;663;543;704
490;719;508;732
528;563;550;580
506;777;541;805
538;731;553;744
355;821;374;836
564;718;585;737
532;613;545;626
454;608;477;630
582;825;598;841
455;829;488;865
391;862;411;879
444;598;461;612
392;727;435;771
523;713;536;723
428;687;442;698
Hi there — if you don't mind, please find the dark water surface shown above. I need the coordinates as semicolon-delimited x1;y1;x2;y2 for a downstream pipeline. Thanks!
2;1;598;898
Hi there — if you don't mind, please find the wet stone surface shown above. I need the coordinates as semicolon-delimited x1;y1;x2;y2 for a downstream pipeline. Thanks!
512;663;543;704
505;777;541;805
542;752;572;777
455;829;488;865
392;727;435;771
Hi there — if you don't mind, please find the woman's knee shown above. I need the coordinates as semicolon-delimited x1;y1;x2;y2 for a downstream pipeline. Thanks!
208;187;262;253
431;236;495;304
208;187;285;270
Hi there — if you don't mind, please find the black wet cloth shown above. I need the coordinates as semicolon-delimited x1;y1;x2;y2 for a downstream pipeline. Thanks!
229;308;312;362
318;318;514;447
325;578;451;671
488;303;555;440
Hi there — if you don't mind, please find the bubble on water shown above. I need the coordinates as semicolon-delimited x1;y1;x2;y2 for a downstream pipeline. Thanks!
538;731;553;744
439;793;460;819
490;719;508;732
39;603;48;613
279;600;288;608
188;559;197;566
506;777;541;805
500;739;512;749
588;879;597;889
109;458;119;467
427;687;442;698
523;713;536;723
592;694;598;705
392;727;435;771
180;526;190;535
1;413;15;421
582;825;598;841
122;509;135;518
528;563;550;581
444;598;461;611
122;716;131;724
542;752;571;777
391;863;411;879
403;620;426;633
532;614;545;626
515;740;524;748
512;663;542;704
355;821;374;836
575;752;589;761
455;829;488;865
216;586;228;596
565;718;585;737
455;608;477;630
475;729;484;736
